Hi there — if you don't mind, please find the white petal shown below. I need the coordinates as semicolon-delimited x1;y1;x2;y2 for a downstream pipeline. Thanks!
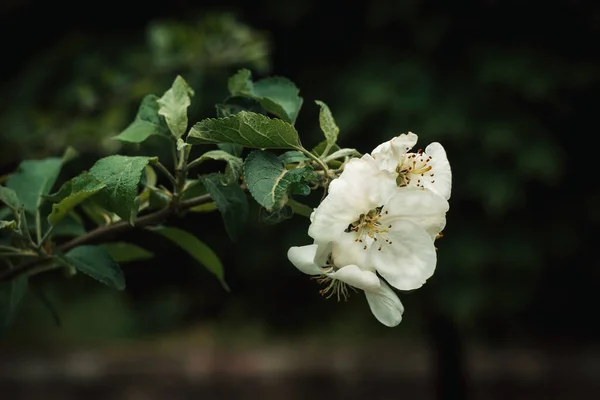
287;244;323;275
365;280;404;327
330;234;371;268
328;265;381;292
308;156;396;242
385;187;449;239
424;142;452;200
369;219;437;290
372;133;418;173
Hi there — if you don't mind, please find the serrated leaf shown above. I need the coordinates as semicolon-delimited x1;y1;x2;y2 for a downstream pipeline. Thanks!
188;111;301;149
0;220;17;230
63;245;125;290
243;150;315;211
114;95;169;143
102;242;154;263
46;173;106;226
89;156;156;224
0;186;20;212
152;227;228;290
278;150;309;165
189;150;243;185
201;174;248;242
0;274;28;333
6;158;62;214
227;69;303;124
157;75;195;138
315;100;340;147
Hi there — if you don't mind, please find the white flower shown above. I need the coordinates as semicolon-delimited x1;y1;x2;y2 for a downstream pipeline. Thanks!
308;155;448;290
371;132;452;200
287;242;404;327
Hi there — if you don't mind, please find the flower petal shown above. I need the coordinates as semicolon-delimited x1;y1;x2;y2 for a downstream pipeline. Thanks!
287;244;323;275
385;187;449;240
372;132;418;173
328;265;380;292
365;280;404;327
424;142;452;200
369;219;437;290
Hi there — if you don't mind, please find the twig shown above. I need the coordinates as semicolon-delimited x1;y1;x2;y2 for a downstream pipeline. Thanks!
0;193;212;283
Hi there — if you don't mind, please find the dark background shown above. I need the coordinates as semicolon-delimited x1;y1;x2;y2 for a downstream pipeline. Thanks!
1;0;599;399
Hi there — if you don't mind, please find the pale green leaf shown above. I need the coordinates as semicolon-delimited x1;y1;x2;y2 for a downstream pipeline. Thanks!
114;95;169;143
46;173;106;226
152;227;228;290
102;242;154;263
6;158;62;213
63;245;125;290
89;156;156;224
0;186;20;212
0;274;28;332
243;150;315;211
278;150;309;165
187;111;301;149
158;75;195;138
227;69;254;96
0;221;16;230
315;100;340;148
323;148;361;162
189;150;243;185
201;174;248;242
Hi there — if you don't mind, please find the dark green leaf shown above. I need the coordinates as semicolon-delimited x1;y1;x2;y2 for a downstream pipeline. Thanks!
51;212;86;237
6;158;62;214
46;173;106;226
63;245;125;290
0;186;20;212
188;111;301;149
217;143;244;157
113;95;169;143
243;150;315;211
89;155;156;224
157;75;195;138
152;227;228;290
278;150;309;165
0;274;28;332
201;174;248;242
102;242;154;263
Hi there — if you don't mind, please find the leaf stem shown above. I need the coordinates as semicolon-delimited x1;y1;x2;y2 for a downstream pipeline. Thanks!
35;209;42;245
0;193;213;283
150;159;177;188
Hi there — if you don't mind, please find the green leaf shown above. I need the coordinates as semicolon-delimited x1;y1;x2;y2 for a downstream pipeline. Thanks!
189;150;243;185
89;156;156;224
157;75;195;138
63;245;125;290
227;69;254;95
102;242;154;263
227;69;303;124
0;220;16;230
114;95;169;143
46;173;106;226
0;186;20;212
6;158;62;214
51;212;86;237
278;150;309;165
188;111;301;149
315;100;340;148
201;174;248;242
0;274;28;332
217;142;244;157
311;140;340;157
243;150;315;211
152;227;228;290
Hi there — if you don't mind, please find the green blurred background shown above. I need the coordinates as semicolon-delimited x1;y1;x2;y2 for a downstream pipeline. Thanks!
1;0;599;399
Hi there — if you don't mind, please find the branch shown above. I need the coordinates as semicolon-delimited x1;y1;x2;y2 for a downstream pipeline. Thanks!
0;194;213;283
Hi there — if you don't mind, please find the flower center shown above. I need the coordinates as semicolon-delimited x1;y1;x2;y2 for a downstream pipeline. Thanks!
345;206;393;251
312;254;355;301
395;151;435;188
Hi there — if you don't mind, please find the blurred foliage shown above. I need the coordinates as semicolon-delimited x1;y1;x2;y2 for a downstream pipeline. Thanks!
2;0;600;345
0;13;270;166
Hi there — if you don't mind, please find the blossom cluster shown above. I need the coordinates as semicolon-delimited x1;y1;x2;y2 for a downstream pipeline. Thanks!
287;133;451;327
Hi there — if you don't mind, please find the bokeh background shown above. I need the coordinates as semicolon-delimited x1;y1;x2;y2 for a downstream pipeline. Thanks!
1;0;599;399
